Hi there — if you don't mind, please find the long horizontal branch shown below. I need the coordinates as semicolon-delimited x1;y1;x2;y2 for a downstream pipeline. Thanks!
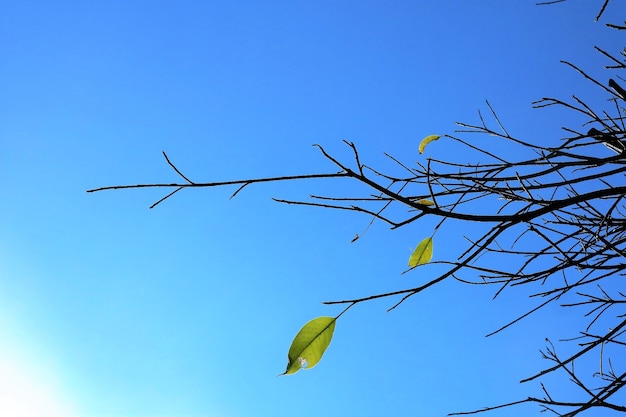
88;147;626;227
86;172;349;193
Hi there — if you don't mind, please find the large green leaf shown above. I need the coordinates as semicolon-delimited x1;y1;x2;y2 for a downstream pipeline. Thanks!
418;134;440;154
282;316;336;375
408;237;433;267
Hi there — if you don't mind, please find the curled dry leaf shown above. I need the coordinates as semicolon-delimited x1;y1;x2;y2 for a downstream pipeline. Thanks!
418;135;441;154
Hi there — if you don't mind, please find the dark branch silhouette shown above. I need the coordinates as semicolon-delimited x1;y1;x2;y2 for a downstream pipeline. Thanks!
89;1;625;415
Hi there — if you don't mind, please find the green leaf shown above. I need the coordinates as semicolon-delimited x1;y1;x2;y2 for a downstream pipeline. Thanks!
282;316;336;375
418;135;440;154
408;237;433;267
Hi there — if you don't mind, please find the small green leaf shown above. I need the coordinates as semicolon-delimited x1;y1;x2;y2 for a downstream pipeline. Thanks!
282;316;336;375
418;135;441;154
408;237;433;267
416;199;434;206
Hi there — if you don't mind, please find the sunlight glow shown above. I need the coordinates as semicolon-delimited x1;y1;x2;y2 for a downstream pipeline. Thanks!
0;354;78;417
0;309;78;417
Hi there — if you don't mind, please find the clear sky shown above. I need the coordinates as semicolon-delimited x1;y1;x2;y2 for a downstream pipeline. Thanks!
1;1;624;416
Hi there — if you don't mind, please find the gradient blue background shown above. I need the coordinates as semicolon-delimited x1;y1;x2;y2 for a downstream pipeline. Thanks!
1;1;624;416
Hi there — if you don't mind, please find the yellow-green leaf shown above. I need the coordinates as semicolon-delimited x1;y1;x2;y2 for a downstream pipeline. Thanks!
416;199;434;206
418;135;440;154
408;237;433;267
282;316;336;375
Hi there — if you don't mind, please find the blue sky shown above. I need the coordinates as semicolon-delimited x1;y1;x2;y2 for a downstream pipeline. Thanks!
1;1;624;416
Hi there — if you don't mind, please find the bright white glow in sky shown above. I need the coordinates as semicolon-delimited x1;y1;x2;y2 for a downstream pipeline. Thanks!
0;342;77;417
0;269;78;417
